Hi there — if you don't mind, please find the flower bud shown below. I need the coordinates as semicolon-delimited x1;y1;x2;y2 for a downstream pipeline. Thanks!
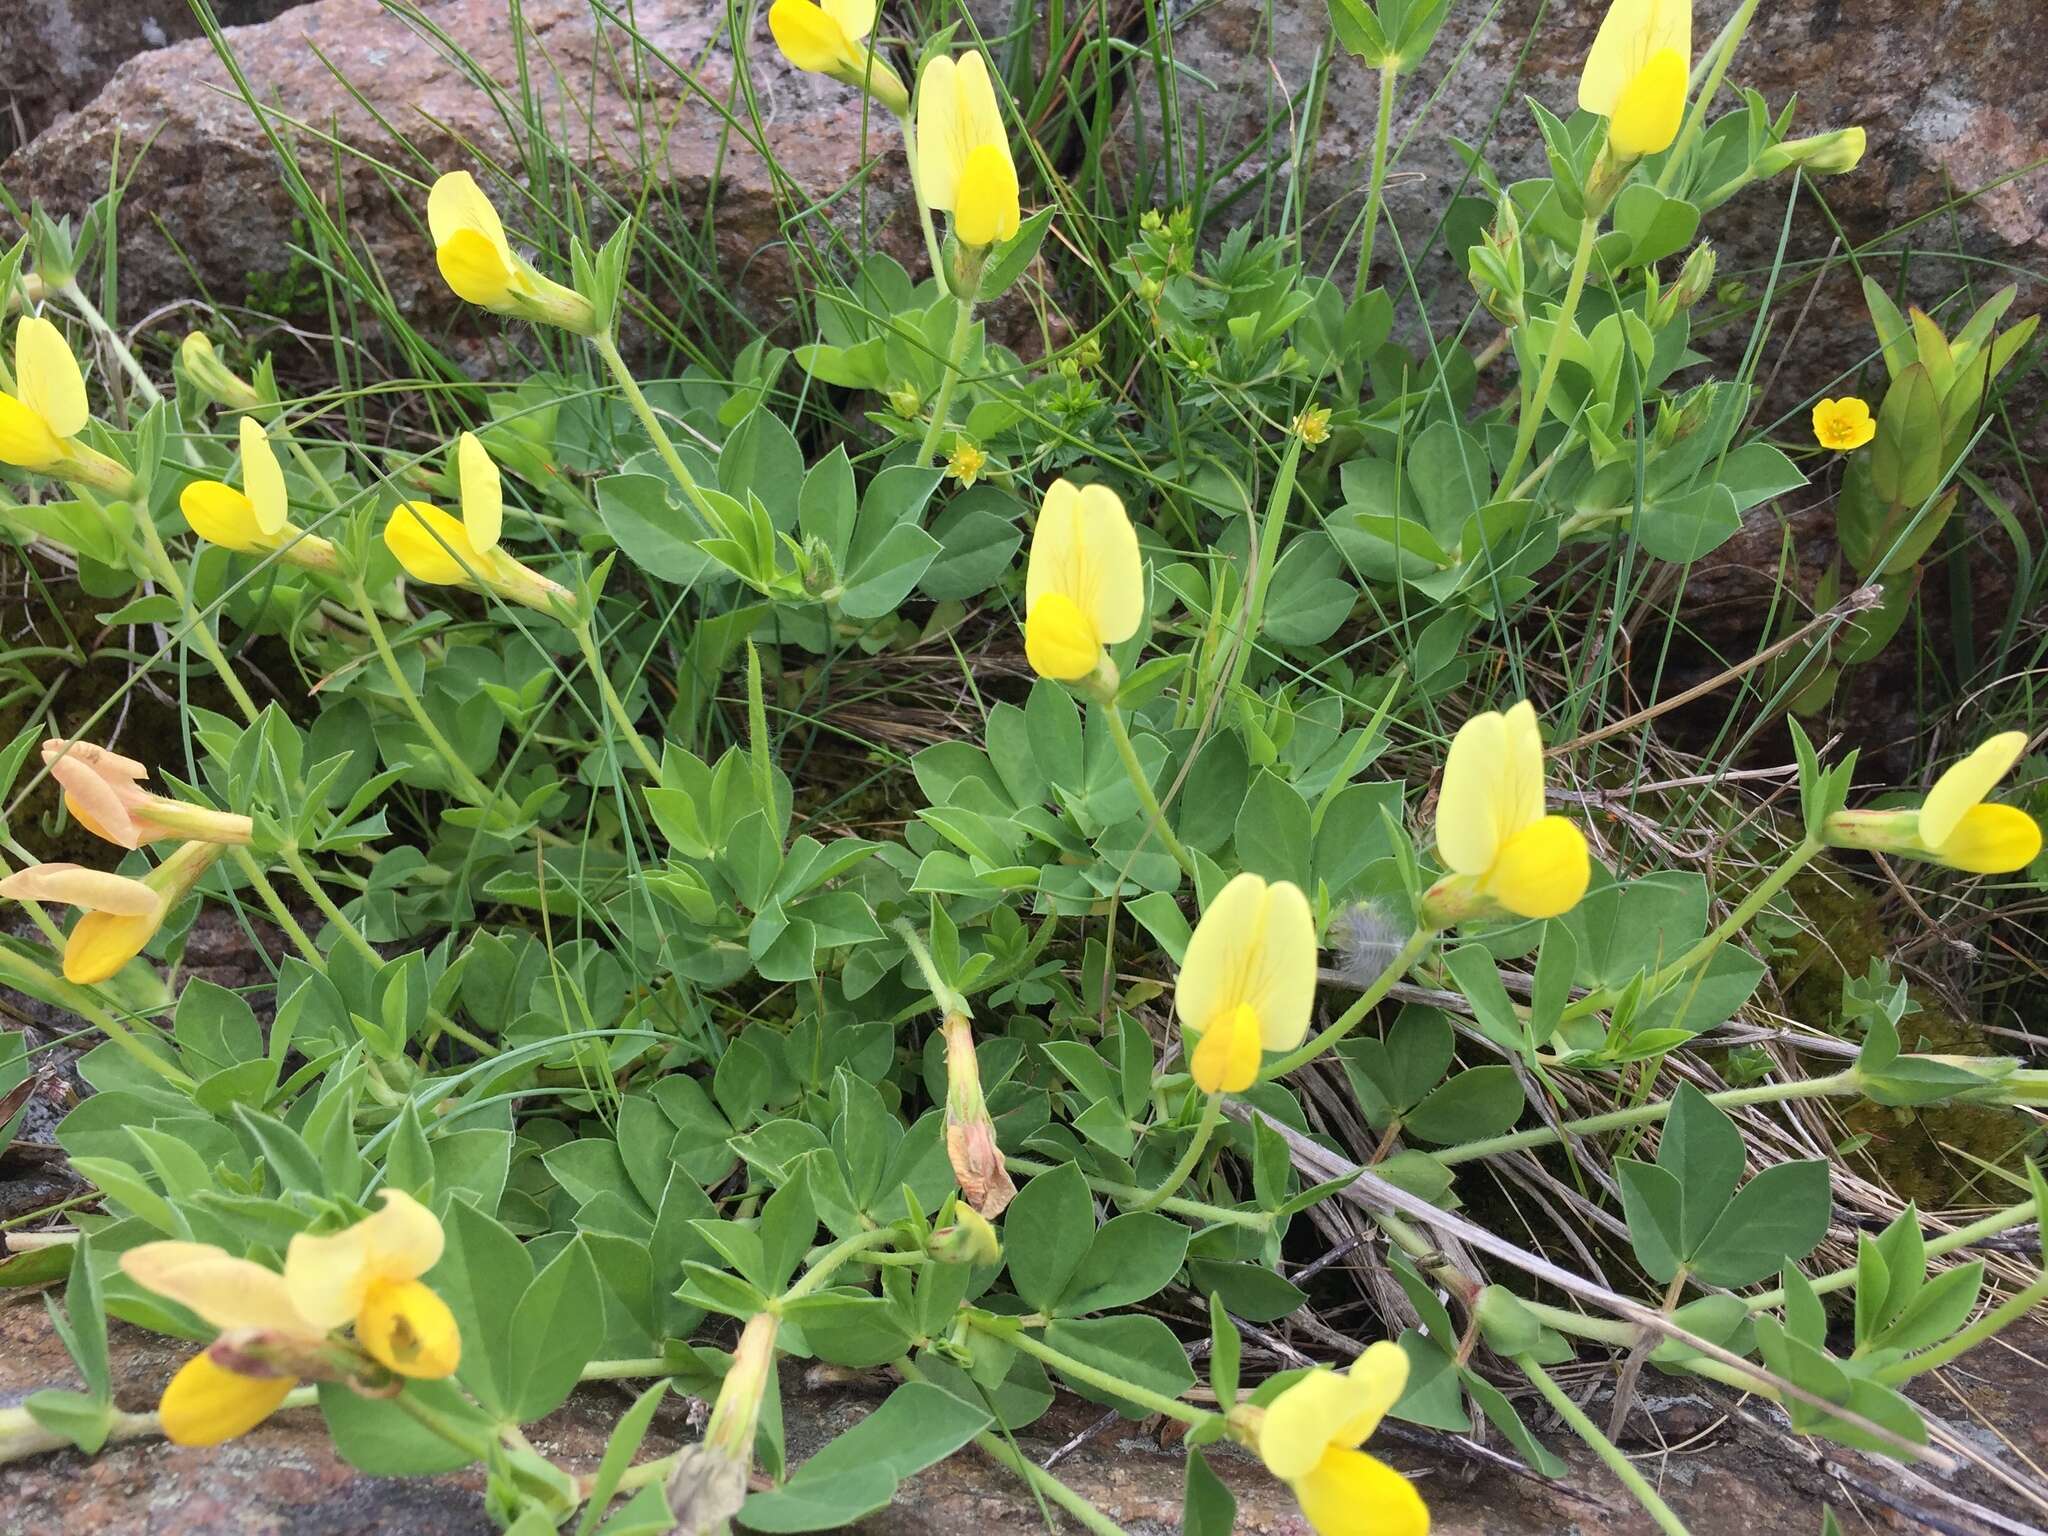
929;1204;1001;1267
940;1013;1016;1218
179;333;264;412
1757;126;1866;178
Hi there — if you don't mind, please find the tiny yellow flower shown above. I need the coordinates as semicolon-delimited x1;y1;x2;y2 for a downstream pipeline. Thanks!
1578;0;1691;159
426;172;597;334
768;0;909;115
0;840;223;984
383;435;569;615
915;53;1021;249
1022;478;1143;685
1176;872;1317;1095
0;316;132;493
1811;396;1875;451
946;439;988;487
179;419;342;573
123;1191;460;1447
1427;701;1589;924
40;738;253;851
1826;732;2042;874
1292;405;1332;447
1256;1342;1428;1536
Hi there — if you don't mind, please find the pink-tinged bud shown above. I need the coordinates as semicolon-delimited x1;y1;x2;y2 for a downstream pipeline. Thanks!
941;1014;1016;1217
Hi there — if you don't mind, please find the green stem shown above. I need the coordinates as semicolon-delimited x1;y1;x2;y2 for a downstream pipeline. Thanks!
1006;1155;1272;1229
781;1228;902;1304
1353;60;1399;296
392;1385;498;1463
895;1357;1131;1536
916;292;978;466
897;116;951;299
573;618;663;780
126;504;261;723
347;577;501;813
972;1315;1213;1428
1436;1069;1857;1167
57;281;166;411
227;846;325;967
1220;436;1304;700
0;945;195;1091
1497;214;1599;493
1260;928;1432;1080
1100;702;1198;879
589;330;719;537
1129;1093;1223;1212
889;916;970;1018
1559;839;1821;1024
1519;1355;1691;1536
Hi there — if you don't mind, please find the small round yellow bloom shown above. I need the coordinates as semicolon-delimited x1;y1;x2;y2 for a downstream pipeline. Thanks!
1578;0;1691;159
915;53;1021;248
1432;701;1589;922
1257;1342;1428;1536
1022;479;1143;683
1176;872;1318;1095
1811;396;1875;451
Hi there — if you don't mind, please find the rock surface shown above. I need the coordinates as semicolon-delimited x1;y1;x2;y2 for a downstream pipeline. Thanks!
0;1;299;157
0;0;921;338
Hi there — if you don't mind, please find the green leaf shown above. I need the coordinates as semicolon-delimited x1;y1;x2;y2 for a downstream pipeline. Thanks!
1402;1066;1524;1145
1003;1161;1095;1313
1057;1213;1190;1315
739;1380;991;1532
1659;1083;1745;1254
1615;1158;1686;1283
320;1377;493;1474
1041;1315;1195;1416
597;472;711;585
1183;1448;1237;1536
509;1238;605;1420
1691;1161;1832;1287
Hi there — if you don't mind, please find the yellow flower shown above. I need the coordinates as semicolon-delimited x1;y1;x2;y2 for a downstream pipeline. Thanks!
122;1191;460;1447
426;172;597;334
915;53;1021;248
40;738;253;850
946;439;988;487
768;0;909;115
1176;873;1317;1095
1022;479;1143;685
1811;396;1875;452
1826;732;2042;874
383;435;569;615
1578;0;1690;159
0;316;132;493
1256;1342;1428;1536
0;840;223;984
178;418;342;573
1427;701;1589;923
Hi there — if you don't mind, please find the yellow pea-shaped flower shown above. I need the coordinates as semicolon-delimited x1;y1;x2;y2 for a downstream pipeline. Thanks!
1023;479;1143;687
0;841;223;984
915;53;1021;249
1427;701;1590;924
1579;0;1691;159
383;434;569;615
0;316;132;493
1257;1341;1429;1536
1176;873;1317;1095
178;418;341;573
426;172;597;334
1826;732;2042;875
768;0;908;115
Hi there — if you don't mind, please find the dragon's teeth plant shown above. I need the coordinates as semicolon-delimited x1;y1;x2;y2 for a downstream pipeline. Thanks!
1424;701;1590;925
1244;1341;1427;1536
179;416;341;571
1827;732;2044;873
426;170;596;334
1178;872;1318;1096
0;314;131;491
0;842;223;983
1578;0;1691;159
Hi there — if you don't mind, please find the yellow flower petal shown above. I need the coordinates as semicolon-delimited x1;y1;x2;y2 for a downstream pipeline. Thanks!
1437;702;1544;877
1811;396;1875;451
284;1190;446;1330
954;142;1021;248
1025;480;1144;647
1931;803;2041;875
180;480;271;553
1578;0;1691;117
0;390;66;468
1189;1001;1262;1094
457;431;502;554
1177;873;1318;1053
427;171;514;265
1331;1341;1410;1449
435;228;518;308
356;1277;462;1378
47;754;141;849
121;1243;321;1335
384;501;481;587
16;315;89;439
1291;1446;1430;1536
915;51;1008;215
1258;1367;1357;1482
1608;46;1688;158
239;417;290;535
821;0;874;43
0;861;159;915
1920;731;2026;849
159;1353;296;1447
64;909;162;984
1024;591;1101;680
1485;815;1591;919
769;0;855;73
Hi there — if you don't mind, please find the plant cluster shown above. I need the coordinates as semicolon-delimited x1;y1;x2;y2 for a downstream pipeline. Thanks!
0;0;2043;1532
